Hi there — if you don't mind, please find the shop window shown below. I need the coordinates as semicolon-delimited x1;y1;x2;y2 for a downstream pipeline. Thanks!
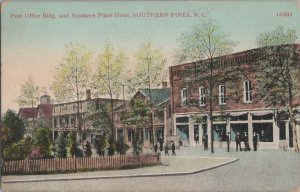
253;123;273;142
176;117;189;123
252;114;273;120
244;80;252;102
230;114;248;121
213;124;226;141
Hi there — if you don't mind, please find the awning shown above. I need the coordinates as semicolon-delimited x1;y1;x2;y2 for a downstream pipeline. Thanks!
230;112;248;117
251;111;274;116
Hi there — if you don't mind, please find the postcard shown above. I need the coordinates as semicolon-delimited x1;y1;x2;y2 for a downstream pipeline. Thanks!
1;0;300;192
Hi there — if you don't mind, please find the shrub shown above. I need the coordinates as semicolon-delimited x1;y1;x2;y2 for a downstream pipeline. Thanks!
85;141;93;157
55;133;67;158
116;138;129;155
67;132;76;157
107;137;115;156
34;128;51;157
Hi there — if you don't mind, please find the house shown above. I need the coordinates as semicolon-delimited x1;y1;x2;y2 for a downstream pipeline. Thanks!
170;44;300;149
18;95;53;138
114;84;176;148
51;90;124;144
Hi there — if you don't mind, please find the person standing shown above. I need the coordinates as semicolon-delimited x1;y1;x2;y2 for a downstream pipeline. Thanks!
244;132;250;151
171;142;176;156
204;134;208;150
235;132;241;152
253;132;258;151
226;132;230;152
154;142;158;153
164;144;169;156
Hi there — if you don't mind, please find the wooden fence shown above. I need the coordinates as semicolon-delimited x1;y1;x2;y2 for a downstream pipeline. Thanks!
2;154;160;175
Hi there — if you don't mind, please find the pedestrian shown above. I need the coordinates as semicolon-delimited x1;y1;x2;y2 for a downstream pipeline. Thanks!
171;142;176;156
253;132;258;151
226;132;230;152
204;134;208;150
244;132;250;151
159;138;163;151
154;142;158;153
235;132;242;152
195;133;199;144
165;144;169;156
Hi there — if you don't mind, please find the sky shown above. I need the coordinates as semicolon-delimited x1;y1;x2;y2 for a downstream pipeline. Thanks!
1;0;300;113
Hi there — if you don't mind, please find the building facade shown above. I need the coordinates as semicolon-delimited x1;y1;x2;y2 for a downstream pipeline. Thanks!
170;44;300;149
52;91;124;144
114;87;175;148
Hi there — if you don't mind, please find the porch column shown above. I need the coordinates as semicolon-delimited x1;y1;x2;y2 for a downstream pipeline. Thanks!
189;116;195;146
207;117;212;146
164;107;167;144
285;121;289;147
273;116;280;148
173;114;177;136
248;113;253;148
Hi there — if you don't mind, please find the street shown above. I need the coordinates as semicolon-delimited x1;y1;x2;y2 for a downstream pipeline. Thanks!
2;147;300;192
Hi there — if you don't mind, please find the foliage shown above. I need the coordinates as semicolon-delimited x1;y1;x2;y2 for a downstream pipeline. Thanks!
177;18;238;63
115;137;129;155
84;141;93;157
16;75;41;107
94;134;108;156
127;41;167;95
1;110;25;152
94;41;127;140
3;136;34;160
256;25;297;47
29;147;44;159
55;133;67;158
67;132;77;157
107;137;115;156
132;133;143;156
34;127;51;157
51;43;93;134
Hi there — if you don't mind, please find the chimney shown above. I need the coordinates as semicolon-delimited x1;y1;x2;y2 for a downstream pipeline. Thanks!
86;89;91;100
162;81;168;88
40;95;51;104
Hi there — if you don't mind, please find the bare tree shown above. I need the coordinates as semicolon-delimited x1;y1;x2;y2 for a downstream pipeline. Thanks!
51;43;93;138
177;19;238;153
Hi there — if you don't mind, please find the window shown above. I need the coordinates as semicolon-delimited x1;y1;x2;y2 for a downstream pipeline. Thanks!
244;80;252;102
181;88;188;107
199;86;206;106
219;85;226;105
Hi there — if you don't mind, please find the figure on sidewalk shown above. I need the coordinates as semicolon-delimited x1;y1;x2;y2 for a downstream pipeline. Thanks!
235;132;242;152
226;132;230;152
244;132;250;151
195;133;199;145
253;132;258;151
159;136;163;151
203;133;208;150
171;142;176;156
154;142;158;153
165;144;169;156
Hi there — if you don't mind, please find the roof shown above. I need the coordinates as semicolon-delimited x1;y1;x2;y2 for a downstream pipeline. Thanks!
139;88;171;106
18;107;38;119
37;104;54;119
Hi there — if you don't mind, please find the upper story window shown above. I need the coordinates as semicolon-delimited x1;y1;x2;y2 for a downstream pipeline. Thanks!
244;80;252;102
181;88;188;107
219;85;226;105
199;86;206;106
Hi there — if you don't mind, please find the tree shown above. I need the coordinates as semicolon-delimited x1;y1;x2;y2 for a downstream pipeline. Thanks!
34;127;51;157
55;133;67;158
2;137;33;160
51;43;93;138
128;41;167;94
120;97;151;155
256;26;299;152
67;132;76;157
177;19;238;153
95;41;126;147
16;75;41;108
1;110;25;152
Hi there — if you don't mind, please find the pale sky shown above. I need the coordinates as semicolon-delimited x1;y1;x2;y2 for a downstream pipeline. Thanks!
1;0;300;113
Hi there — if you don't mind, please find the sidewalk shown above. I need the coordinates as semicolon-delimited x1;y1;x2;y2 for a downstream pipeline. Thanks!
3;152;238;184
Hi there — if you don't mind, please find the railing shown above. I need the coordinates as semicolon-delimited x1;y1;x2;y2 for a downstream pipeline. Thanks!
2;154;160;175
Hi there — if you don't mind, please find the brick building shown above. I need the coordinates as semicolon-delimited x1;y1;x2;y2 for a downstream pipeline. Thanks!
170;44;300;149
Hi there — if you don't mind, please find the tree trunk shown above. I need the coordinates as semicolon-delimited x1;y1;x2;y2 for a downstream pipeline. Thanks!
291;119;299;152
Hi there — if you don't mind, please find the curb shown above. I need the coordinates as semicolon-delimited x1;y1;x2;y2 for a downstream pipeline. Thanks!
3;158;239;184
